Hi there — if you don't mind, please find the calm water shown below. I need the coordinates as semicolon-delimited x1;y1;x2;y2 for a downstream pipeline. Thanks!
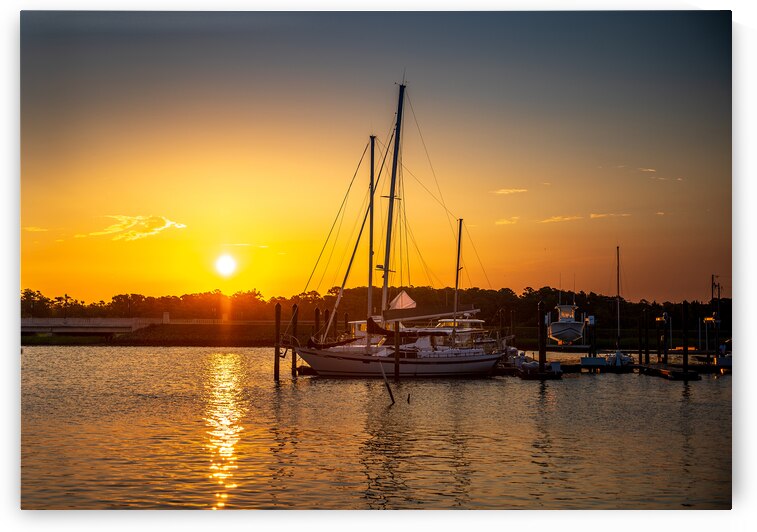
21;346;731;509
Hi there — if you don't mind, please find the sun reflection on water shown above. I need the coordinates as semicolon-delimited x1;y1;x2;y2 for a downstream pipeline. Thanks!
204;352;246;510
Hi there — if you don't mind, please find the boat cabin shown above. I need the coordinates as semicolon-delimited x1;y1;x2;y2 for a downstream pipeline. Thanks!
435;318;485;330
348;317;392;337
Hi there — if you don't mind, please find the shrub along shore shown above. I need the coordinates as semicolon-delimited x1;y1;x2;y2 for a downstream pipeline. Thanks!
21;323;717;352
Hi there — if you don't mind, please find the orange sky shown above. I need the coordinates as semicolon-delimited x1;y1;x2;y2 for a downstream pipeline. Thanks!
20;12;731;304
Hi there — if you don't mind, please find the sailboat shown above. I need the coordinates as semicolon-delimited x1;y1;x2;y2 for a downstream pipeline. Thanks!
605;246;634;367
294;84;504;377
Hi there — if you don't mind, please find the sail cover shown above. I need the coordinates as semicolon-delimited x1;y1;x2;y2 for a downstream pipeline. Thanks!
389;290;416;310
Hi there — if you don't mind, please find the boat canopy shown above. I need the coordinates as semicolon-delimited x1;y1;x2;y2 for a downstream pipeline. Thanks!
367;317;447;338
435;319;485;329
382;304;479;322
555;304;577;321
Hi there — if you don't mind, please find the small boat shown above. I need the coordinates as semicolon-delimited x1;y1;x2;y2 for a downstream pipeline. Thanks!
548;304;584;344
295;83;504;377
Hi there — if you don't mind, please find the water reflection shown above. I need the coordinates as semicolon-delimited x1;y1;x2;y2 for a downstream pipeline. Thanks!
530;382;554;502
359;386;410;509
358;381;474;508
204;352;246;510
679;383;695;507
267;383;301;508
446;383;472;507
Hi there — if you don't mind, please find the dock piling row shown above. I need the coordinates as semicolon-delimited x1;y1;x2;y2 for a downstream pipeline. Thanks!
274;302;281;382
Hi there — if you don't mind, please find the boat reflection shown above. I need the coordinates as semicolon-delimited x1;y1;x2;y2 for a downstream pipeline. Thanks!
204;352;246;510
358;381;473;508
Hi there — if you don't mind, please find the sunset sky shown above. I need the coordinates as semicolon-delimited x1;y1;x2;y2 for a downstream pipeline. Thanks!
20;11;731;304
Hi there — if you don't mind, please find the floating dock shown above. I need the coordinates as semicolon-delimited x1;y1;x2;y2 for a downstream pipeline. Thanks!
639;365;702;381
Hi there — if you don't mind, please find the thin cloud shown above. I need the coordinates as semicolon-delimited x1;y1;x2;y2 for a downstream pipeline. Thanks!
656;211;666;216
541;182;552;186
24;226;48;232
224;243;269;248
648;176;667;181
77;215;186;241
590;213;631;219
491;188;528;195
495;217;520;225
639;168;657;173
538;215;583;224
676;177;684;182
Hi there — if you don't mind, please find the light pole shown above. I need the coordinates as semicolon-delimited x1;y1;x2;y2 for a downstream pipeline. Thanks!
704;315;716;363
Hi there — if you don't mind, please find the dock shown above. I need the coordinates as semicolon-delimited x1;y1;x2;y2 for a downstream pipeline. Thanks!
639;364;702;380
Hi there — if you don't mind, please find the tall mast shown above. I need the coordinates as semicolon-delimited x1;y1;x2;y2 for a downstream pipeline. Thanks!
380;83;406;315
452;218;463;342
616;245;620;350
367;135;375;319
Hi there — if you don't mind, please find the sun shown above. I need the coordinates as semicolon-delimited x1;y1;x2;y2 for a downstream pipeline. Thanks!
215;254;237;277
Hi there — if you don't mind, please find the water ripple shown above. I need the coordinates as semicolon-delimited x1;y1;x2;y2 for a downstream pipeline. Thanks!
21;346;731;509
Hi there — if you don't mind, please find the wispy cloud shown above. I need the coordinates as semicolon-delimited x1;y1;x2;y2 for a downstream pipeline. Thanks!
24;226;48;232
676;177;684;182
225;243;270;249
638;168;656;173
491;188;528;195
656;211;665;216
541;182;552;186
648;176;667;181
495;217;520;225
538;215;583;224
616;165;626;169
76;215;186;241
590;213;631;219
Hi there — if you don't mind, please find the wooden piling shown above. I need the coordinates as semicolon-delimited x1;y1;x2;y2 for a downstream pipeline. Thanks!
644;308;650;365
324;309;330;340
662;321;669;366
683;301;689;377
638;317;643;365
394;327;400;381
538;301;546;373
274;303;281;382
314;307;320;337
656;321;661;363
344;312;349;336
291;304;298;377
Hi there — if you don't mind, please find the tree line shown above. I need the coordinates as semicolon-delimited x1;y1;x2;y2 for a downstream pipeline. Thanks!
20;286;731;334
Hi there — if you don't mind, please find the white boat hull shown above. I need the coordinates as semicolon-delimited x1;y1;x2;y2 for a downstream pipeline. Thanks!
296;347;502;377
548;321;584;343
